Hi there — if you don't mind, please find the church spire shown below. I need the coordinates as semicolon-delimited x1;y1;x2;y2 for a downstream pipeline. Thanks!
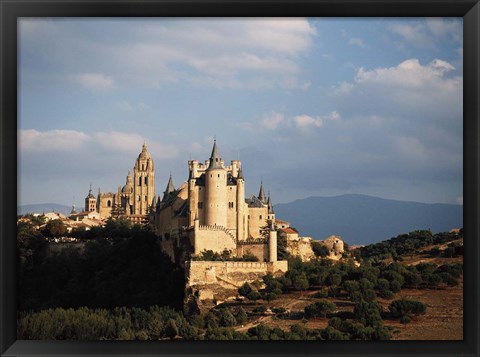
258;180;266;203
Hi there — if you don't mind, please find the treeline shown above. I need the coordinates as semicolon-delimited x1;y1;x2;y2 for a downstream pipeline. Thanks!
17;297;426;340
239;256;463;301
355;229;462;261
18;218;185;311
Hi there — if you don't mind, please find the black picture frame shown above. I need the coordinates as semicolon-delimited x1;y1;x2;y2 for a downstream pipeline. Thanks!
1;1;478;356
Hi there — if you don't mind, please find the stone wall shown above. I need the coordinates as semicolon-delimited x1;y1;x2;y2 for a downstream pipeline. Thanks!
186;260;287;288
183;259;288;315
236;242;268;262
194;225;237;255
286;236;316;262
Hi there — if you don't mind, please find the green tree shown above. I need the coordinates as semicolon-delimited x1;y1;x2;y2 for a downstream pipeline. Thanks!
304;300;336;319
311;241;330;258
164;318;179;339
44;219;67;237
389;299;426;319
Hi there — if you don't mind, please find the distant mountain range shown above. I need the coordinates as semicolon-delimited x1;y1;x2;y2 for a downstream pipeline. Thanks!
18;203;72;216
18;194;463;246
274;194;462;245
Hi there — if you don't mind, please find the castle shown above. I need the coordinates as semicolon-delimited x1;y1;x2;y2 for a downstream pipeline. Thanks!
83;142;155;225
150;140;285;269
82;140;288;273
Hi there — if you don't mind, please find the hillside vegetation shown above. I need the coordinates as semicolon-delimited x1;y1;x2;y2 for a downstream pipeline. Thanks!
17;215;463;340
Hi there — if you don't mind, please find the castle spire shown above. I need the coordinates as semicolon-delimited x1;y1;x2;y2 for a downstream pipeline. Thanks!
267;191;274;214
237;167;244;180
258;180;266;203
162;173;176;201
207;138;223;170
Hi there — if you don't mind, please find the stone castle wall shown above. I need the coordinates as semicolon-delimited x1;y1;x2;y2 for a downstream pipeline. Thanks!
194;225;237;255
186;260;288;288
236;242;269;262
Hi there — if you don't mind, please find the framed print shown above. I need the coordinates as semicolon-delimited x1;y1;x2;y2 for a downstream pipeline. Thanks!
1;0;479;356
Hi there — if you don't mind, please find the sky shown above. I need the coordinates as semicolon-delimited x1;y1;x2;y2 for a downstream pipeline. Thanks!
18;17;463;208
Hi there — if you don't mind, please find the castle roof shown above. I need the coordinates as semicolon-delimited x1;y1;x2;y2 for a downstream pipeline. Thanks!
207;139;223;170
267;193;274;214
280;227;297;235
245;195;265;208
162;173;176;201
258;180;266;203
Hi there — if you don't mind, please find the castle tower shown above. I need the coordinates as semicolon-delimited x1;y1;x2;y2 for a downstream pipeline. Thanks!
205;140;227;227
84;184;96;212
236;167;246;241
258;180;266;203
133;142;155;215
268;219;277;262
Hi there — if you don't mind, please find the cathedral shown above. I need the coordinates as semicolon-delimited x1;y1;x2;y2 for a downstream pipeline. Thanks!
84;142;155;224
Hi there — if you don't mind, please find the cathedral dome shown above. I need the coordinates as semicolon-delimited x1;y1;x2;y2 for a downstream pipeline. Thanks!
138;142;152;160
121;183;133;193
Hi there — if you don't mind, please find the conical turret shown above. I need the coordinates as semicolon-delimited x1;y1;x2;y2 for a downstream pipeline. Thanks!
162;173;176;201
267;192;274;214
258;180;266;203
207;139;223;170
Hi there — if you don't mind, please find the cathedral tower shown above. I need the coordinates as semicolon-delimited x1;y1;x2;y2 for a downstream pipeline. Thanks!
133;142;155;215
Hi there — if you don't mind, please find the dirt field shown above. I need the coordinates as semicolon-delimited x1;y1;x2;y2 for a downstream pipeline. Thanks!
234;279;463;340
380;281;463;340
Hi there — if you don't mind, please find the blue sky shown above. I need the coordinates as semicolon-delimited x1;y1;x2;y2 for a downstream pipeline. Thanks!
18;17;463;207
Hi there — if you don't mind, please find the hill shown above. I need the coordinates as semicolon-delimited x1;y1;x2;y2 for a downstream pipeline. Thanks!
274;194;462;245
18;203;71;216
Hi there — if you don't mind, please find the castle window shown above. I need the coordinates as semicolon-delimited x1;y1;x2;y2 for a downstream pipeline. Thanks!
218;174;220;178
229;202;234;208
142;164;145;170
107;200;111;207
259;215;262;220
145;195;147;201
139;177;142;186
138;195;141;201
144;177;148;185
198;202;203;209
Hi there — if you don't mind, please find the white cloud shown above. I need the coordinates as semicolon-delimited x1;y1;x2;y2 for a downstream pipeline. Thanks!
335;59;461;113
20;129;178;160
355;58;456;89
19;129;92;152
349;37;366;48
389;18;462;48
294;111;340;129
261;112;285;130
22;18;317;90
74;73;114;91
294;114;323;128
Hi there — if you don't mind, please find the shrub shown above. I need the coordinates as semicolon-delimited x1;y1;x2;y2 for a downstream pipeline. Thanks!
389;299;426;318
304;300;336;319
